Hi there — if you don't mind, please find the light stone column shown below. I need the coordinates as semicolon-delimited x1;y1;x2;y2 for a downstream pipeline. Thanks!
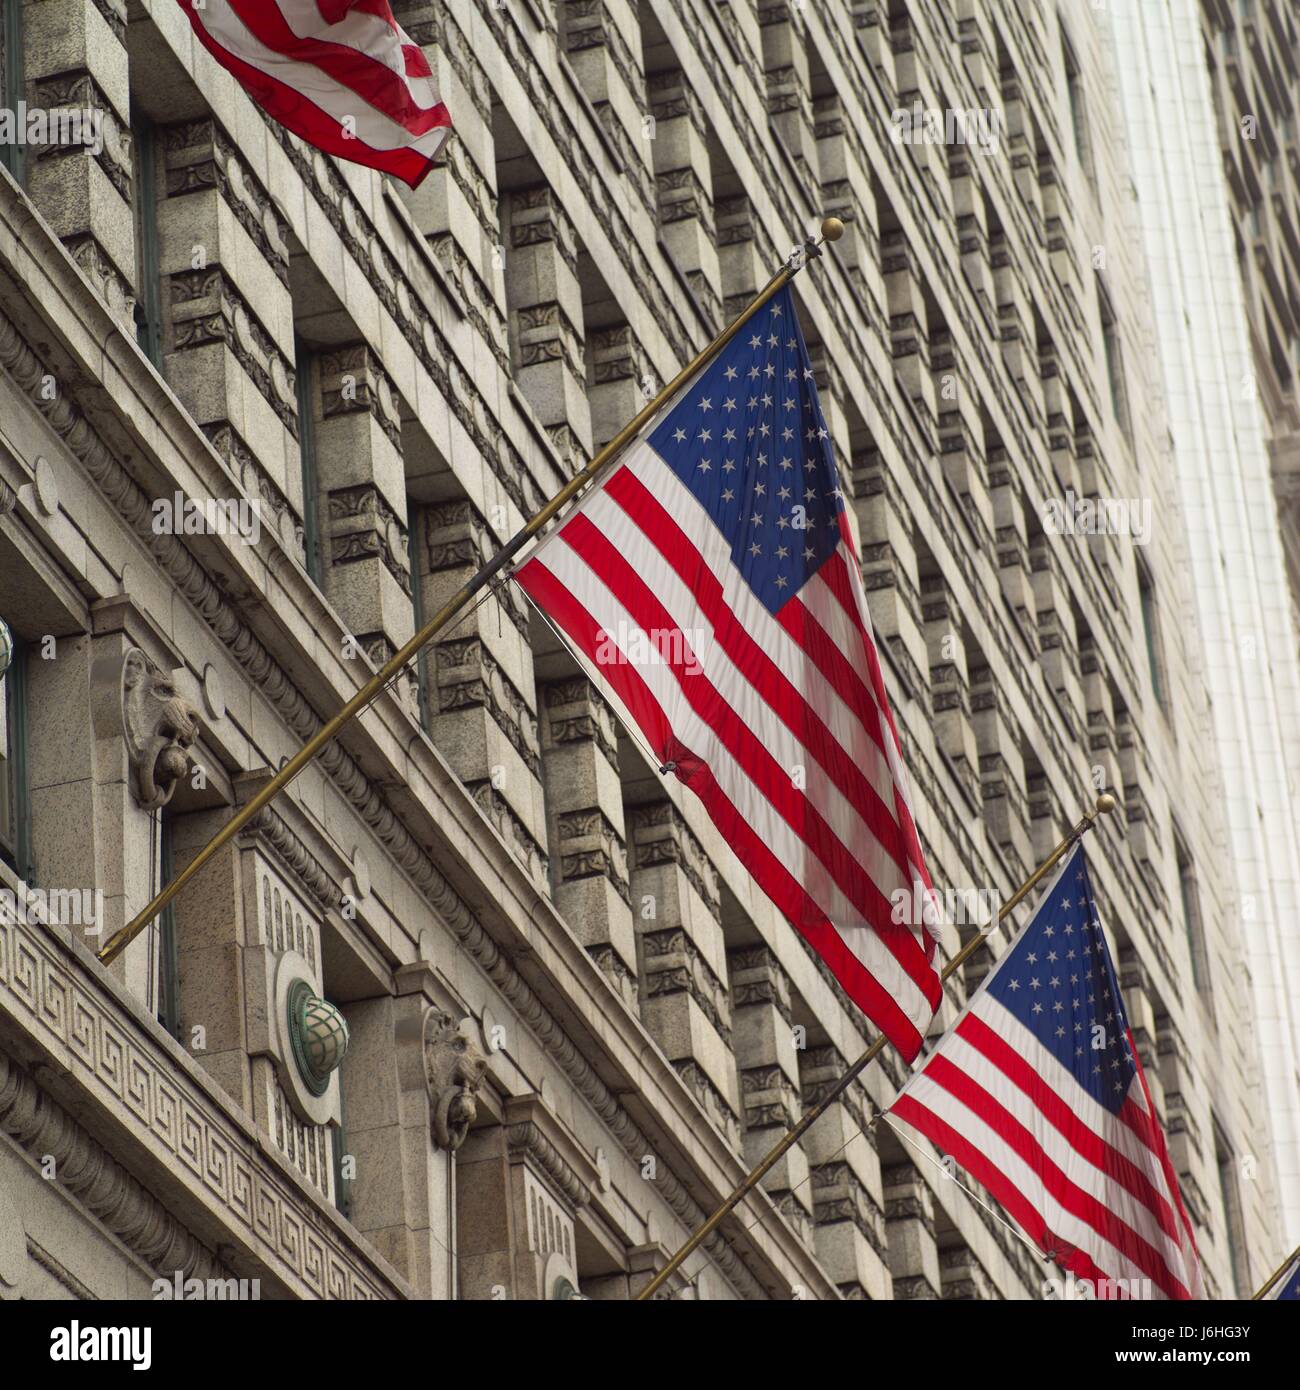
882;1161;941;1299
339;966;455;1298
24;0;134;332
882;228;938;447
813;91;884;332
759;0;817;185
560;0;654;218
1029;536;1085;743
155;119;299;522
415;499;548;890
627;802;740;1149
728;945;812;1246
801;1044;891;1299
921;572;980;810
970;666;1031;883
716;193;777;322
855;457;929;703
503;185;592;470
586;323;652;451
540;676;637;1010
648;70;721;329
310;345;417;718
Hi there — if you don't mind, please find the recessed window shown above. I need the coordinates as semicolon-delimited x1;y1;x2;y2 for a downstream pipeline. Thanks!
1173;828;1212;1003
130;111;165;369
1097;276;1133;442
1213;1120;1249;1296
1137;558;1167;712
0;630;32;880
0;1;25;185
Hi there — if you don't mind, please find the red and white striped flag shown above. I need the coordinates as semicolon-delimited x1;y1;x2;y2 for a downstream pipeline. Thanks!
887;844;1203;1299
516;286;943;1060
178;1;452;187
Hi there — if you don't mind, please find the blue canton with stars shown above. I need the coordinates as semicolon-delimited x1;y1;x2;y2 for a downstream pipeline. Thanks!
1274;1255;1300;1300
646;284;846;615
985;845;1138;1115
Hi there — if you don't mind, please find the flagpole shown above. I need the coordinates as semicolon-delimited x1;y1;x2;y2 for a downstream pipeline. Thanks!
1250;1241;1300;1299
96;219;847;967
634;792;1119;1301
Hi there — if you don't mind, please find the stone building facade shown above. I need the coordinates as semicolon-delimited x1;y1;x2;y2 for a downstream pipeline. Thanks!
0;0;1289;1301
1110;0;1300;1256
1200;0;1300;633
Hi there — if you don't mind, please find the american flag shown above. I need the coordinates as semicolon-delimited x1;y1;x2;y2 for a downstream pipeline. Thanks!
888;844;1203;1300
177;1;452;187
1270;1252;1300;1300
515;285;942;1061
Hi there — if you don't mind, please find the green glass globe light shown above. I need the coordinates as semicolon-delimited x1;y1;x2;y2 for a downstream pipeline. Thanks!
287;980;350;1095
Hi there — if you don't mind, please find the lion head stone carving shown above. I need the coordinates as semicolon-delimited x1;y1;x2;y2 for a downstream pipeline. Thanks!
423;1009;488;1152
122;648;201;810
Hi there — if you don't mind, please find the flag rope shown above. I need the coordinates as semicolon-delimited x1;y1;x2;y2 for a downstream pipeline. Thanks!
96;220;847;967
880;1113;1047;1266
634;793;1118;1300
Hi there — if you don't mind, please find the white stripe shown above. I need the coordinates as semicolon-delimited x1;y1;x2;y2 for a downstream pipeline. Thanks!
619;444;903;815
196;0;448;157
576;486;908;900
535;543;934;1034
897;1078;1186;1298
801;562;921;824
938;1028;1193;1287
278;1;443;107
970;995;1186;1223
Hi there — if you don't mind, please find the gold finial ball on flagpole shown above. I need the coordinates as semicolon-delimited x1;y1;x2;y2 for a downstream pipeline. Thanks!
821;216;845;243
1095;793;1117;815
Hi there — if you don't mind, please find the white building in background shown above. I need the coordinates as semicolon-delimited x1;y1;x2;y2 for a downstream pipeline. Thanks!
1108;0;1300;1254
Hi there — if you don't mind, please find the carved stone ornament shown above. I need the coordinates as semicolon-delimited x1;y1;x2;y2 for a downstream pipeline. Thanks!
423;1009;487;1152
122;647;201;809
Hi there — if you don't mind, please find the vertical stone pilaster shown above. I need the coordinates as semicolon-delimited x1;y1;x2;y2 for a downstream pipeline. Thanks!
970;667;1031;882
921;573;980;810
801;1045;891;1298
628;802;739;1149
729;945;811;1245
414;499;548;890
648;70;721;329
758;0;817;186
24;0;134;332
540;676;636;1008
855;457;929;705
716;192;777;321
311;344;416;716
560;0;653;216
156;119;299;517
586;323;652;450
503;186;592;468
883;1162;942;1299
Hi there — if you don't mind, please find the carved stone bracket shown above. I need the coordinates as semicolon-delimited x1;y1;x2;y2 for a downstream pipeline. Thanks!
423;1009;487;1152
120;647;202;809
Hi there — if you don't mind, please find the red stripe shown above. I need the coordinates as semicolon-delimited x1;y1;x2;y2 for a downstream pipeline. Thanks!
1121;1032;1200;1259
890;1093;1134;1297
557;511;940;1008
957;1014;1186;1250
515;555;927;1059
179;5;449;187
218;0;448;131
920;1055;1192;1298
604;468;911;878
811;555;934;898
